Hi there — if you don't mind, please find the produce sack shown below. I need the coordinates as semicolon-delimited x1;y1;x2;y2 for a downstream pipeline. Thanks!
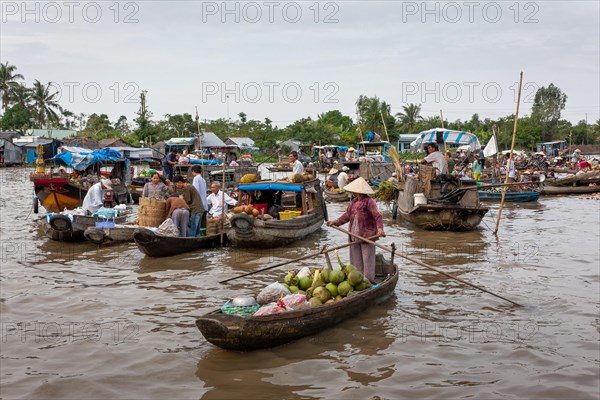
253;303;286;316
256;282;291;305
156;218;180;237
281;293;310;310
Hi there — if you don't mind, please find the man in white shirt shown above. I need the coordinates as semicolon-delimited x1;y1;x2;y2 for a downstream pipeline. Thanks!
337;166;349;190
82;178;112;214
421;143;448;176
289;151;304;174
206;181;237;218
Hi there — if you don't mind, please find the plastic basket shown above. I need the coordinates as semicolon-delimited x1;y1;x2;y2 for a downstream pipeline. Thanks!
220;302;260;317
279;210;302;220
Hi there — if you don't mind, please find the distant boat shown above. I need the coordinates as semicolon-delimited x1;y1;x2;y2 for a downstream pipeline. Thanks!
478;190;540;202
133;228;224;257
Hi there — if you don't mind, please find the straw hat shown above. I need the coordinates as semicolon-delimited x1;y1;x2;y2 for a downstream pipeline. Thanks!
343;177;374;195
348;147;356;152
575;149;581;152
100;178;113;190
328;168;338;174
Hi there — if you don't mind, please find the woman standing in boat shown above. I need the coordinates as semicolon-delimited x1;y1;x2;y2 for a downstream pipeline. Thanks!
326;177;384;283
142;172;173;199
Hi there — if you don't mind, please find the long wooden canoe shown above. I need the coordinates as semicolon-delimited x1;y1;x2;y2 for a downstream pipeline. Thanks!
43;213;129;242
133;228;224;257
195;259;398;351
541;185;600;195
478;190;540;202
324;189;350;202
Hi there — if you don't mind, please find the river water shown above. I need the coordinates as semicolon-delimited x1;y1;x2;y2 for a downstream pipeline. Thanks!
1;166;599;400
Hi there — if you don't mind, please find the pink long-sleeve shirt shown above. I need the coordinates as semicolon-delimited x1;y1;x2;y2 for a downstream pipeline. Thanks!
334;196;383;241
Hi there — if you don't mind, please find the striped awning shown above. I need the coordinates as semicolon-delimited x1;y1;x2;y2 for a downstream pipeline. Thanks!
411;128;481;152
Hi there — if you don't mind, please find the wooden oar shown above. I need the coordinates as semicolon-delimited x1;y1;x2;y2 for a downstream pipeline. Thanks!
219;236;378;284
329;225;521;307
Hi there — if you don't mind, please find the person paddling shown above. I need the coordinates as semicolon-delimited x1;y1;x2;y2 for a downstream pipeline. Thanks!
326;177;384;283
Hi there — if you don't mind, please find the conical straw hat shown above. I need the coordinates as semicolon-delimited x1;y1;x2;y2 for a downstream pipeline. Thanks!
328;168;338;174
343;177;374;195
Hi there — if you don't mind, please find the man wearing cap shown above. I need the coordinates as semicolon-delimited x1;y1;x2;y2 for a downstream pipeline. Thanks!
82;178;113;214
326;177;384;283
338;166;350;190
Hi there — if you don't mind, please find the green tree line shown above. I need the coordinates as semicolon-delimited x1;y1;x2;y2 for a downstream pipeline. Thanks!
1;62;598;151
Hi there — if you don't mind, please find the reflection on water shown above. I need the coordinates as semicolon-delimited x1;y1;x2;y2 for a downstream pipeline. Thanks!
1;167;599;400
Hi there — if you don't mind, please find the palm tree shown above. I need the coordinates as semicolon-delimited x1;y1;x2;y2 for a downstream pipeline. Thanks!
30;80;62;128
355;95;392;136
395;103;423;133
10;83;32;108
0;62;25;109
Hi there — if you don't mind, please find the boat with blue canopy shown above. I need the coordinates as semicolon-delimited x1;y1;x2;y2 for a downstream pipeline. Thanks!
411;128;482;152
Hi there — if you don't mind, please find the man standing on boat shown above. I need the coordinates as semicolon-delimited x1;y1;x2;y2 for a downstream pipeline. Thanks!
289;151;304;174
163;148;179;181
82;178;113;214
207;182;237;220
421;143;447;176
326;177;384;283
337;166;350;190
173;175;205;237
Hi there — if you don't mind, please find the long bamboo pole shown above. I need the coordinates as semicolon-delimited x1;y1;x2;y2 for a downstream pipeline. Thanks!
380;110;391;143
494;72;524;235
329;225;521;306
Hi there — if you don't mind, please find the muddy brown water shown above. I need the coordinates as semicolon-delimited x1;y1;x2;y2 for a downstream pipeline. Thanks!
1;166;599;399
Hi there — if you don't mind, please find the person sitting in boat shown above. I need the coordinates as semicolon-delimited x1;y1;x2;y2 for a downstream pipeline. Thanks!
173;175;206;237
345;147;357;161
289;151;304;175
387;172;399;183
327;168;340;189
142;172;173;200
82;178;113;214
420;143;447;177
577;158;592;172
338;166;350;190
165;196;190;237
207;181;237;221
326;177;384;283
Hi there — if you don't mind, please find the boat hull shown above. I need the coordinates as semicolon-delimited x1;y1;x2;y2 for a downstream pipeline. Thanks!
43;214;129;242
541;185;600;195
133;228;224;257
196;261;398;351
324;189;350;202
479;191;540;202
226;213;324;248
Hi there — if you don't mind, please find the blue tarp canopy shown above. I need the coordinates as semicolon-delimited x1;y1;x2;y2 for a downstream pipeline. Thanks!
239;183;304;192
411;128;481;152
51;148;124;170
188;158;223;165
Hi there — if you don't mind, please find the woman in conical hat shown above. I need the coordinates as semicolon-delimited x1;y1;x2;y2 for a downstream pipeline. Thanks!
326;177;384;283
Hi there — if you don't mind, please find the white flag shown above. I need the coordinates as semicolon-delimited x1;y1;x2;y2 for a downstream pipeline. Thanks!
483;135;498;157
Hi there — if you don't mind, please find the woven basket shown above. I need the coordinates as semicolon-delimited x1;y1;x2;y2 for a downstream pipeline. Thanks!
138;198;166;228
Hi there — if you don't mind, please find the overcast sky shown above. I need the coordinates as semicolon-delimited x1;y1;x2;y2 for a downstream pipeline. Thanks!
1;0;599;128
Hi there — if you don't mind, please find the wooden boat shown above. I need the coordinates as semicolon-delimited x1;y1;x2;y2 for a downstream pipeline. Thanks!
83;224;138;244
478;190;540;202
394;168;488;231
541;185;600;195
30;147;130;213
324;188;350;202
540;171;600;195
43;213;129;242
267;162;293;172
225;179;327;248
195;257;398;351
133;228;224;257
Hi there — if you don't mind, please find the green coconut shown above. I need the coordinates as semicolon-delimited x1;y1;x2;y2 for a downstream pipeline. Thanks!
337;281;352;297
284;271;298;287
289;285;299;293
312;286;331;303
298;276;312;291
344;264;357;274
335;294;343;301
329;269;345;285
320;268;330;283
309;297;322;307
325;282;339;297
347;270;364;287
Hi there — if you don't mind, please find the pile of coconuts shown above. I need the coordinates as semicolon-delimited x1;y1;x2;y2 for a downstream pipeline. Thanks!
281;250;373;307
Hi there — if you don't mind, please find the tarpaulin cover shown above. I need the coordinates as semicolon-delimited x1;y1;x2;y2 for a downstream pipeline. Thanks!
239;183;304;192
411;128;481;152
51;148;123;170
